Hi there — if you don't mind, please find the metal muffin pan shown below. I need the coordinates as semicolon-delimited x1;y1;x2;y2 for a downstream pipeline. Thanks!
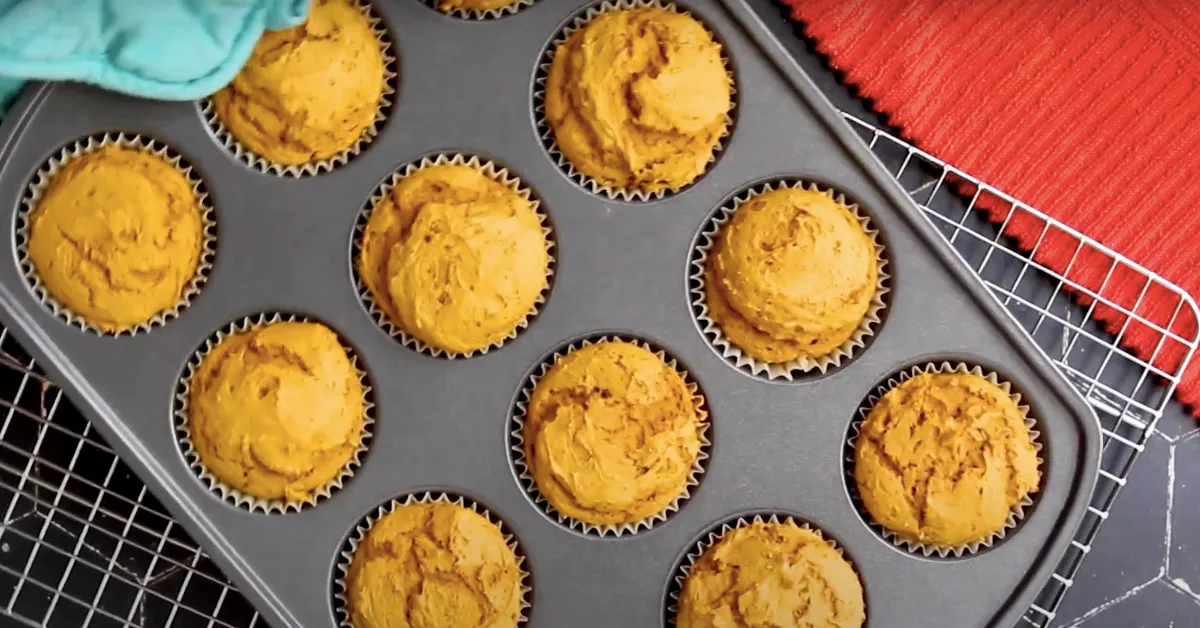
0;0;1101;626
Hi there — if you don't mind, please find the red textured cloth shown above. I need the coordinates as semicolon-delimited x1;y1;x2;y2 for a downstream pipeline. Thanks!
782;0;1200;414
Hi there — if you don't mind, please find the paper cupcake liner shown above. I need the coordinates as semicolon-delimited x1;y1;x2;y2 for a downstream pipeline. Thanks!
423;0;538;20
174;312;376;514
508;334;711;537
351;152;556;359
845;361;1044;558
15;132;217;337
689;179;891;380
664;512;862;625
199;0;397;177
532;0;737;202
332;491;533;627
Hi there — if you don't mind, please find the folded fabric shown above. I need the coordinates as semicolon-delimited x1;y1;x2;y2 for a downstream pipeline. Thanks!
0;0;310;115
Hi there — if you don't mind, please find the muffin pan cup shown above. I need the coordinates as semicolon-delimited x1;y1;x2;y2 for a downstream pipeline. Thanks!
664;512;864;625
689;178;890;380
508;335;712;537
15;132;217;336
199;0;398;177
846;361;1044;558
351;152;556;359
174;312;376;514
332;491;533;626
532;0;737;202
425;0;539;20
0;0;1100;626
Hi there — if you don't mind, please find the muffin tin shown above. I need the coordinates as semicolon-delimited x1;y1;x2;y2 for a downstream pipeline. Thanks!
0;0;1100;626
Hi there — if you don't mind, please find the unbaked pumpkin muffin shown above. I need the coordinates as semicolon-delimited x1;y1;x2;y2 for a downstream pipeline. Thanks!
186;320;365;503
522;339;705;528
854;371;1041;548
543;7;732;195
357;162;549;355
25;144;204;333
676;520;866;628
210;0;386;166
344;501;524;628
705;186;878;364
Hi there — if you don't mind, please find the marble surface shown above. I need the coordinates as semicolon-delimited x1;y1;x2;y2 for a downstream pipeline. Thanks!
1049;406;1200;627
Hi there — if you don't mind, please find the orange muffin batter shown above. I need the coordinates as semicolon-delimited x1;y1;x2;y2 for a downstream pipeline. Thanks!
438;0;522;13
706;187;878;364
677;520;866;628
211;0;386;166
523;340;704;527
187;320;365;503
357;163;549;354
855;372;1041;548
344;501;524;628
544;7;732;194
25;144;204;332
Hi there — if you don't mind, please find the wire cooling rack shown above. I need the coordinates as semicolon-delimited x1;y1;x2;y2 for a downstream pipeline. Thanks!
0;112;1196;628
840;114;1199;627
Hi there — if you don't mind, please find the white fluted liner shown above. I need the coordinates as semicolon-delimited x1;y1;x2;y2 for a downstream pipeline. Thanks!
199;0;397;177
332;491;532;626
16;132;216;336
846;361;1043;557
351;153;555;358
425;0;538;20
532;0;736;202
665;513;863;625
509;335;711;537
174;313;375;514
690;179;890;380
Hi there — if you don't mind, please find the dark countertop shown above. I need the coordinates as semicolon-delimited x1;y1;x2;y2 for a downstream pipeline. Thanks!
1049;403;1200;627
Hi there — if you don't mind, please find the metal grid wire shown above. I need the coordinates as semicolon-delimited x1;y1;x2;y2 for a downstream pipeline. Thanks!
0;112;1195;628
839;113;1199;627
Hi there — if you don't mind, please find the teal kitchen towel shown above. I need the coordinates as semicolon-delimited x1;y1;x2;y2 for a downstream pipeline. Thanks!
0;0;310;115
